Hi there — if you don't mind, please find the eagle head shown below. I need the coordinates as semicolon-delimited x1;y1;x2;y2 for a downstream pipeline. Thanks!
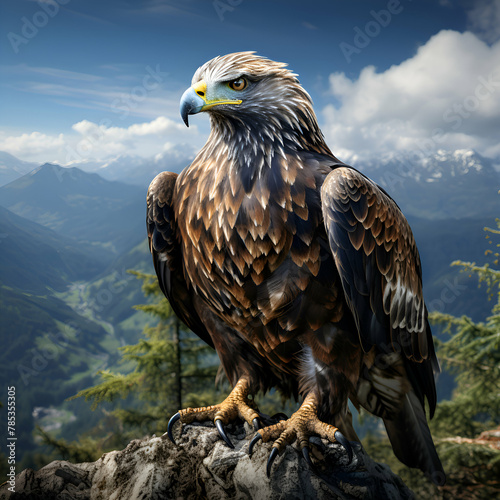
179;52;320;141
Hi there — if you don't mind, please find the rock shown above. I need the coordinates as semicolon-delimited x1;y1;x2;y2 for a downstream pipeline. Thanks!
1;421;415;499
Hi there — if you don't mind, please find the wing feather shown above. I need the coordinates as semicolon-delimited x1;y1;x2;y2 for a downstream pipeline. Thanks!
321;166;439;413
147;171;214;348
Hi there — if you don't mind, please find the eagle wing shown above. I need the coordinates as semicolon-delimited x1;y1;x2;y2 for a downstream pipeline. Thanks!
147;171;214;348
321;166;439;413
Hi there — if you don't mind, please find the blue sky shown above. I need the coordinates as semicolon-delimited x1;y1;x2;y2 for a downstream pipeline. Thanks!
1;0;499;165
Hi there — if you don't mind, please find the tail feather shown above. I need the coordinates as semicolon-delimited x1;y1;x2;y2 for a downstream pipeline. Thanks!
384;390;446;485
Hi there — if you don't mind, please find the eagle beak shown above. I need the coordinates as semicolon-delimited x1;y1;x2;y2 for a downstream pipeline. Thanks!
180;80;242;127
180;85;206;127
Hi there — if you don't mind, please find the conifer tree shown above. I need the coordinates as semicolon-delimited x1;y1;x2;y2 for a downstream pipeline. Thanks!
427;218;500;498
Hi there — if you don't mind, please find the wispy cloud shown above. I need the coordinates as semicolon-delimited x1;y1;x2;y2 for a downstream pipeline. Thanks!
466;0;500;44
63;6;117;26
1;63;186;120
122;0;207;21
2;64;103;82
302;22;319;30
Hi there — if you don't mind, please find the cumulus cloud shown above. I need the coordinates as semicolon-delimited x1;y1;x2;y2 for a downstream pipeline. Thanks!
0;131;65;161
322;30;500;161
67;116;200;163
0;116;202;165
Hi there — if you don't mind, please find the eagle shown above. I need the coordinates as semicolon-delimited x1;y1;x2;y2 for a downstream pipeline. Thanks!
147;52;445;484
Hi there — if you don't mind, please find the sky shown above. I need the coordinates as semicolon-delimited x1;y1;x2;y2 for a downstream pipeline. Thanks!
0;0;499;166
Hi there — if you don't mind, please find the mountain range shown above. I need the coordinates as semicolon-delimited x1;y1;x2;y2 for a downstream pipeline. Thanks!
1;148;497;219
0;149;498;467
360;149;499;219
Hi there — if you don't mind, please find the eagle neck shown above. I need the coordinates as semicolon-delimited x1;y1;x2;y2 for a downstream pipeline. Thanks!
206;113;332;176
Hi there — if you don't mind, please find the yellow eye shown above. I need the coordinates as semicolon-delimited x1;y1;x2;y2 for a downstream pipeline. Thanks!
228;78;247;91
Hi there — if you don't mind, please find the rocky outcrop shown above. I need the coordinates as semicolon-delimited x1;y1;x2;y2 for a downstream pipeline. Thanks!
1;421;415;499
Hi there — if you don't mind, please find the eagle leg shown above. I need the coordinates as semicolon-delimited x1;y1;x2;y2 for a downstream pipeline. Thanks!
248;392;353;477
166;377;260;448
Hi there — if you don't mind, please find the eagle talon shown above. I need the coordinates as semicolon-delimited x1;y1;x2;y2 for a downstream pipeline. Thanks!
253;418;261;431
334;430;353;463
167;412;181;444
266;447;279;478
215;419;234;449
164;378;259;448
248;433;262;456
302;446;315;470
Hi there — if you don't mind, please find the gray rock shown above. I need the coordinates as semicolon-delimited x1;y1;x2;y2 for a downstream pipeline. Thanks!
1;422;415;499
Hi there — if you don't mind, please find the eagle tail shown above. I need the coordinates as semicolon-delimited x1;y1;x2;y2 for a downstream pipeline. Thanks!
383;390;445;485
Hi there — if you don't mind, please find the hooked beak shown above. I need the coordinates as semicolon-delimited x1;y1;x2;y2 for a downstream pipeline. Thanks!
179;80;242;127
180;87;205;127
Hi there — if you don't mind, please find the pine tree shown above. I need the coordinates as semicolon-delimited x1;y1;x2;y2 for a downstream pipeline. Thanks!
428;218;500;498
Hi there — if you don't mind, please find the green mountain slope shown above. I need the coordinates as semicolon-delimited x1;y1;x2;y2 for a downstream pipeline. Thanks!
0;286;116;465
0;206;107;292
0;163;146;255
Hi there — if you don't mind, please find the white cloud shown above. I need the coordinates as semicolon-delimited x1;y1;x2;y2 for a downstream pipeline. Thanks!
322;30;500;161
466;0;500;44
0;131;65;160
0;116;203;165
67;116;201;163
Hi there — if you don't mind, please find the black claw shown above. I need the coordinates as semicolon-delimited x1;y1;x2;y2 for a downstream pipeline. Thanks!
248;433;262;456
252;418;261;431
302;446;314;470
167;412;181;444
215;419;234;449
334;430;353;463
266;447;279;478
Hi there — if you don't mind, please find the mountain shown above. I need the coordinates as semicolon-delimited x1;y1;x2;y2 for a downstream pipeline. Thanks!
0;206;107;293
0;163;146;255
0;151;38;187
361;149;499;219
